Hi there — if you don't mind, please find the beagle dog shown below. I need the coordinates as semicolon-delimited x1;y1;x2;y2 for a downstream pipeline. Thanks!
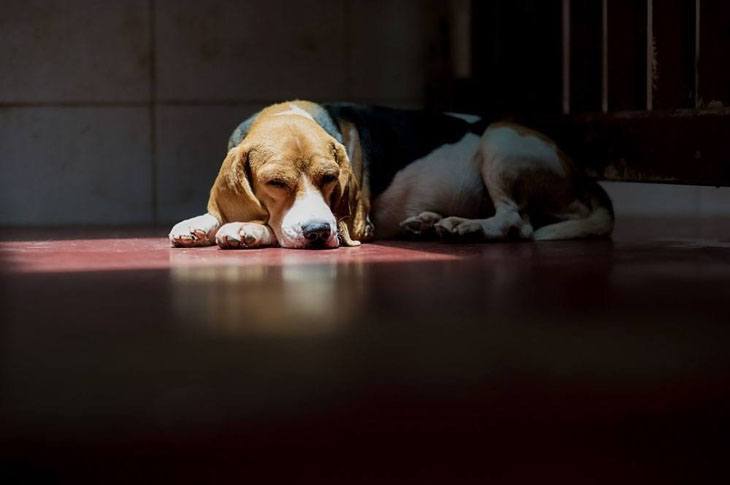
169;100;613;249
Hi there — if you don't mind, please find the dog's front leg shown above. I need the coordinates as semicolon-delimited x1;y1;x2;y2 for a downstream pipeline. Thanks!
169;213;221;247
215;222;277;249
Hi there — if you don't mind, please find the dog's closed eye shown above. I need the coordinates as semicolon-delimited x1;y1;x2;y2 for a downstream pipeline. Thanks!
266;178;290;189
320;173;338;185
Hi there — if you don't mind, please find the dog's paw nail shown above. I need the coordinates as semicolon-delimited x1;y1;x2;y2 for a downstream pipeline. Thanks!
216;236;231;248
243;233;256;246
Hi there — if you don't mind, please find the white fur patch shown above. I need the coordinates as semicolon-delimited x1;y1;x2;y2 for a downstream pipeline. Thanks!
274;103;315;121
446;112;481;123
169;213;220;247
372;133;484;237
215;222;276;249
481;125;566;176
345;125;358;160
275;177;338;248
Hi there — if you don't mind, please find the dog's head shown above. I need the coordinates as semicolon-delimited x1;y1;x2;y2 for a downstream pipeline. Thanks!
207;103;365;249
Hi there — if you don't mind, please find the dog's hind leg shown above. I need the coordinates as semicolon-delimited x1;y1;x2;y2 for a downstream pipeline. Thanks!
434;127;537;241
399;211;444;238
435;202;533;241
532;180;614;240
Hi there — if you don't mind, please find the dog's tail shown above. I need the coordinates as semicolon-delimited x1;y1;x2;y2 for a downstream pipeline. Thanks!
533;180;614;241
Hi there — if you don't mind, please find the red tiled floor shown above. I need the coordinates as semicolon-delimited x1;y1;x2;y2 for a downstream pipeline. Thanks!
1;217;729;484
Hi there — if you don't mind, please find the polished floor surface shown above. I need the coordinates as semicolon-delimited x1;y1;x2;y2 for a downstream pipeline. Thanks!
1;218;729;484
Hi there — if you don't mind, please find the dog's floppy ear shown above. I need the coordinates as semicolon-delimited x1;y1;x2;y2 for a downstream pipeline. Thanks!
207;145;267;224
331;142;371;246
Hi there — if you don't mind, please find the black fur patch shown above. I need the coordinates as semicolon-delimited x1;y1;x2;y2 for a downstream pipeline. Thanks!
227;113;258;151
323;103;486;196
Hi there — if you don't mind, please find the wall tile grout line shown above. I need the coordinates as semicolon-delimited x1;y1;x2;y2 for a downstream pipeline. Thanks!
148;0;158;226
0;102;150;108
0;98;426;109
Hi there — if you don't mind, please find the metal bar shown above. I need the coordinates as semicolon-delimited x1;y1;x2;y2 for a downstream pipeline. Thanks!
694;0;701;107
451;0;472;79
646;0;654;110
601;0;609;113
562;0;571;114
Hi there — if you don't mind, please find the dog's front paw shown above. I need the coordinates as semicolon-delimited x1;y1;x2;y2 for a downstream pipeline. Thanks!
169;213;220;247
215;222;276;249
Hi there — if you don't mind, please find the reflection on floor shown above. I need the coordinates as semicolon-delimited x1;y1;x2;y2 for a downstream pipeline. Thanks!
1;217;729;484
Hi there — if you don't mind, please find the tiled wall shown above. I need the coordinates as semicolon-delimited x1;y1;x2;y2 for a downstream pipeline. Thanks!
1;0;728;226
1;0;432;226
1;1;153;225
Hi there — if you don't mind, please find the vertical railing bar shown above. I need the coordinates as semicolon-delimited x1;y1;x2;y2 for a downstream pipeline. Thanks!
601;0;609;112
646;0;654;111
694;0;701;108
451;0;472;79
562;0;571;114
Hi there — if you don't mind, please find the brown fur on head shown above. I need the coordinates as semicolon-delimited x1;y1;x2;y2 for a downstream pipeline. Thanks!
207;101;368;248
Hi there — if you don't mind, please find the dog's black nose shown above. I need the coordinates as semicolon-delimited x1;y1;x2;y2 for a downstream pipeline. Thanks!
302;221;331;242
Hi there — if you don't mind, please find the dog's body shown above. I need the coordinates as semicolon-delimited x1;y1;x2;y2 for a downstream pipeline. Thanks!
170;100;613;249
